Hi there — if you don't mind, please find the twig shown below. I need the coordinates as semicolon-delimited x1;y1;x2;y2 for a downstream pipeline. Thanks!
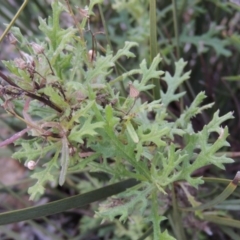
0;71;62;112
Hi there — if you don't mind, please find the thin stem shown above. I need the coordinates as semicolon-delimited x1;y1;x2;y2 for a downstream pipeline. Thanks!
43;52;55;75
149;0;161;100
0;71;19;87
0;0;29;43
172;0;180;59
0;71;62;113
171;183;187;240
172;0;185;113
97;4;113;50
98;4;127;97
64;0;84;40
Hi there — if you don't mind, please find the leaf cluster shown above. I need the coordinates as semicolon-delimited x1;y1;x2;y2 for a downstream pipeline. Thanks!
0;1;236;239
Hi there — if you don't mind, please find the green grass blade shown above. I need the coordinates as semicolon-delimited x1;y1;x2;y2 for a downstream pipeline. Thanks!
149;0;160;99
182;172;240;211
203;215;240;229
221;226;240;240
0;178;139;225
171;184;187;240
0;0;29;43
172;0;180;59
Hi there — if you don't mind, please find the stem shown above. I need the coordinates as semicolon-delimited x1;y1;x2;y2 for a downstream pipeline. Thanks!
0;0;29;43
0;71;19;87
98;4;127;97
171;184;187;240
98;4;113;50
43;52;55;75
172;0;180;59
149;0;161;100
0;71;62;113
172;0;185;113
64;0;84;40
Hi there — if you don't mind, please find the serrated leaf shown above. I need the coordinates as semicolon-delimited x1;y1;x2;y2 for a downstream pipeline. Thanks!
12;141;59;161
28;150;60;200
179;127;234;187
67;100;95;127
69;118;104;143
2;61;32;88
161;59;190;106
97;183;151;222
176;92;214;128
137;124;170;147
205;110;234;133
84;55;114;82
150;191;173;240
112;41;138;62
152;145;187;187
180;23;231;57
133;54;164;92
41;86;69;110
102;106;151;181
38;1;65;50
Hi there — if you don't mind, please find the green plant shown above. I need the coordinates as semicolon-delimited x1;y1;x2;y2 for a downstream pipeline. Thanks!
0;1;239;239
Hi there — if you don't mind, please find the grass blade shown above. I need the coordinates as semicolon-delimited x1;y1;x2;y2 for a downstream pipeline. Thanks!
182;172;240;211
0;178;139;225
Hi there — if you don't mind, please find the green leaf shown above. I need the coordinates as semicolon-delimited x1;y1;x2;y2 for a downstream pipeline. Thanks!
100;105;151;181
0;179;139;225
112;41;138;62
159;230;176;240
136;123;170;161
40;86;69;110
205;110;234;133
133;54;164;92
180;23;231;57
161;59;190;106
105;104;119;128
179;127;234;187
28;150;60;200
12;140;59;161
150;191;174;240
67;100;95;126
38;1;65;50
203;215;240;229
59;136;70;186
38;1;77;75
182;171;240;211
97;183;151;222
176;92;214;128
68;118;104;144
125;120;139;143
151;145;187;188
84;55;114;82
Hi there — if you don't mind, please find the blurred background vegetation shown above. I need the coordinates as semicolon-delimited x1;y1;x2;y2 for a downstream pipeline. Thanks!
0;0;240;239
